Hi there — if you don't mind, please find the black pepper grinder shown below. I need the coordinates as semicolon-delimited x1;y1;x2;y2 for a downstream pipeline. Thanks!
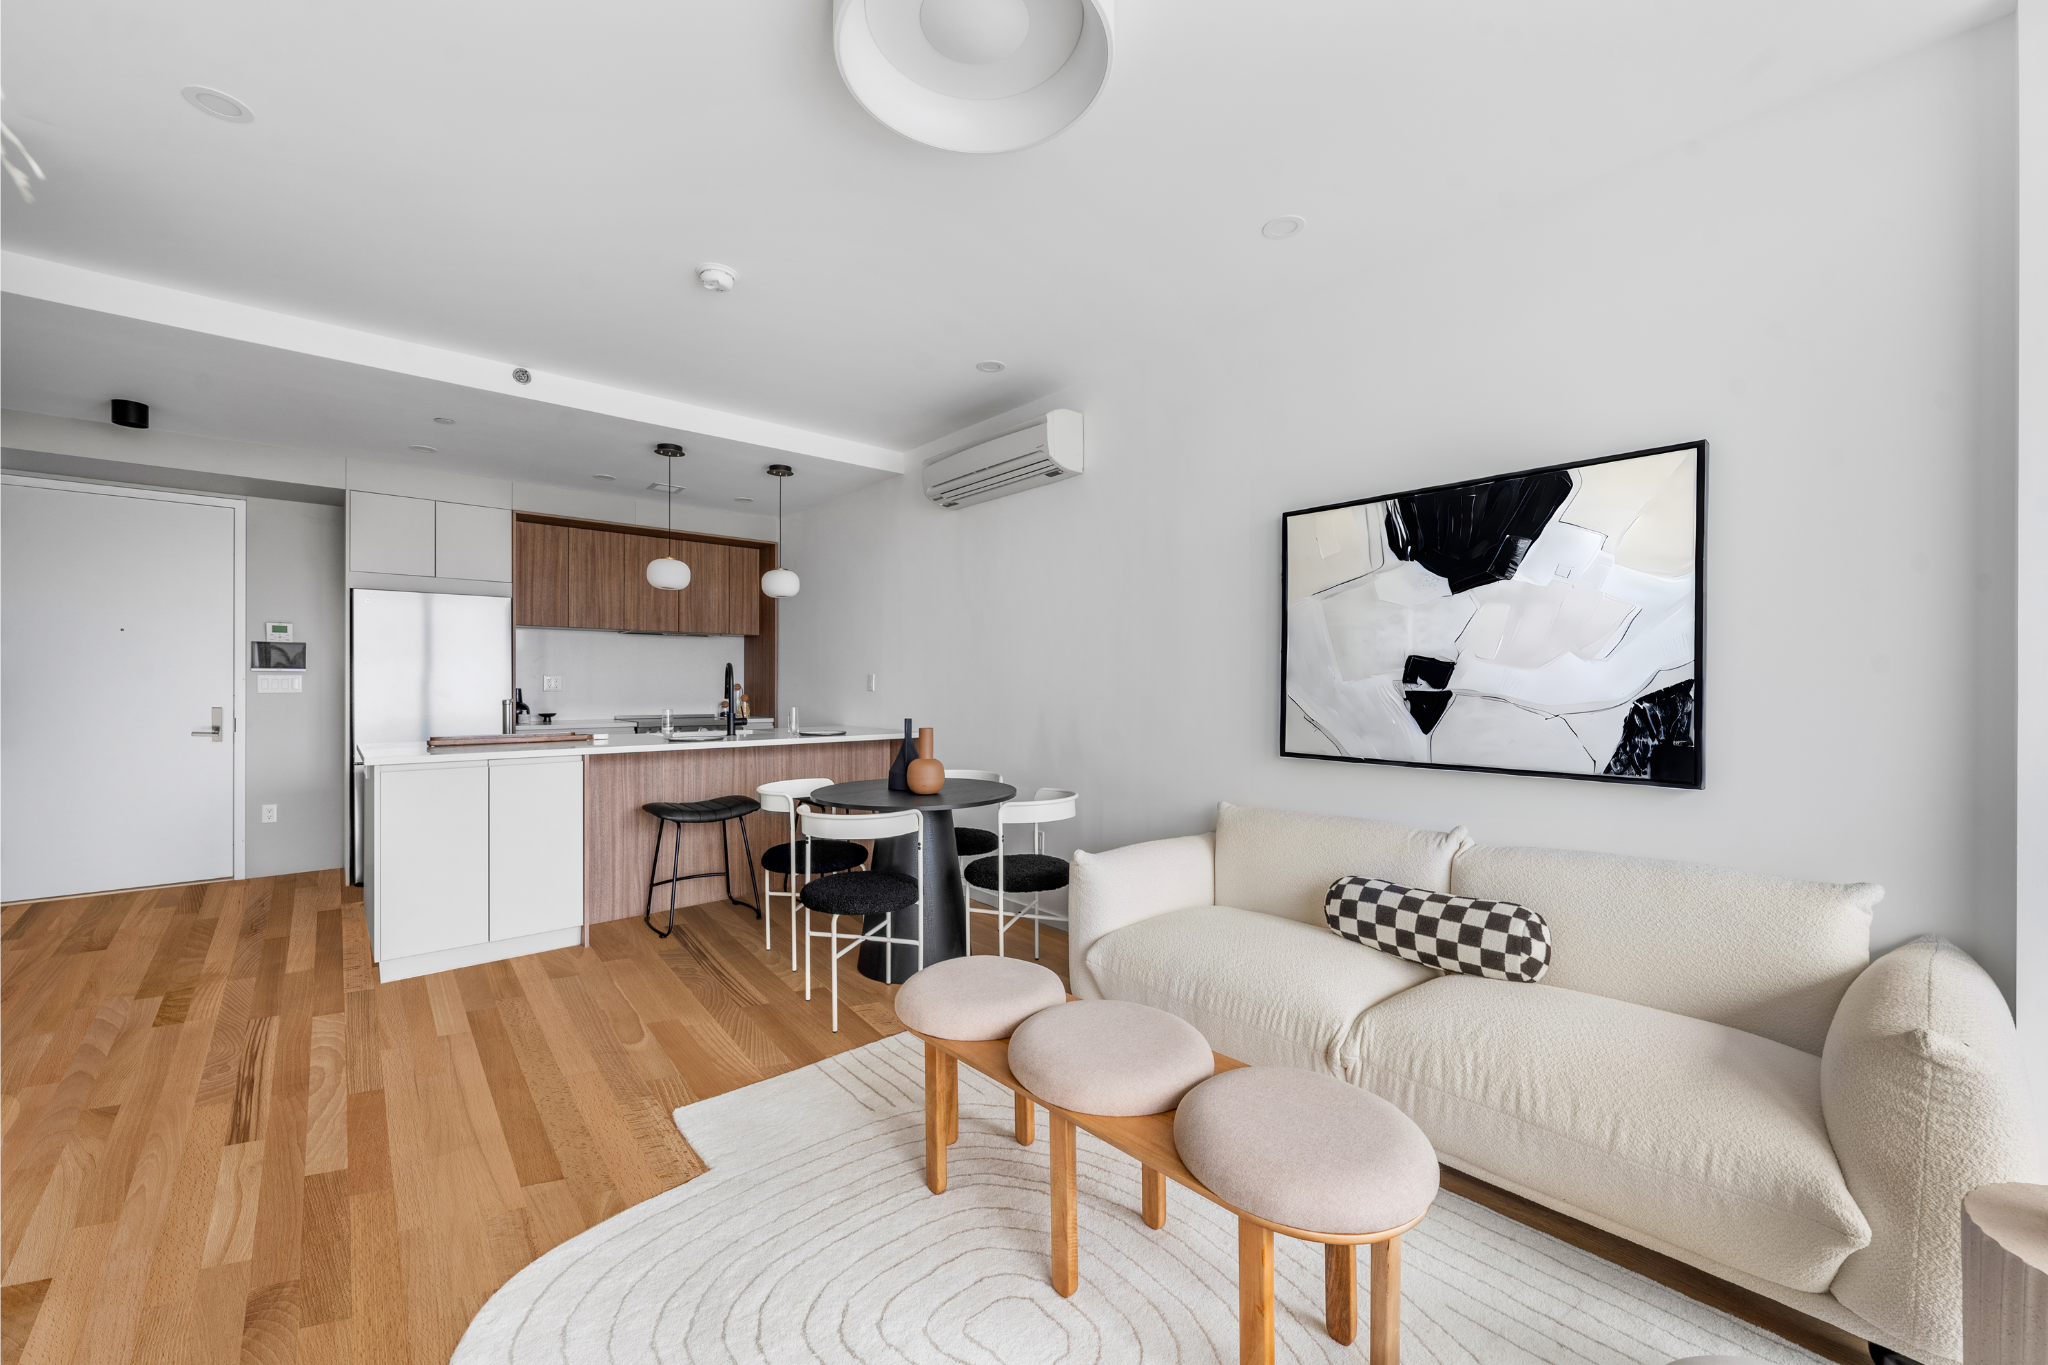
888;718;916;791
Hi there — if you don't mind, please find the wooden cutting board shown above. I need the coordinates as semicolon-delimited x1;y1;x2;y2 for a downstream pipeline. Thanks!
426;732;595;748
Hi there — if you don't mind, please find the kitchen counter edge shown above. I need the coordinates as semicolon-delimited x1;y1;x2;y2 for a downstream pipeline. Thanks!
357;729;898;767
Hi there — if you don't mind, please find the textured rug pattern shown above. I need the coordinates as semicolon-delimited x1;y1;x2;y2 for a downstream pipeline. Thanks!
452;1032;1826;1363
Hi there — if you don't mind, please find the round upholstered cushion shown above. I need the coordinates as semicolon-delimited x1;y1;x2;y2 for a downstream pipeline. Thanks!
1173;1067;1438;1236
894;955;1066;1041
953;826;1001;857
644;794;761;823
964;852;1069;892
798;871;917;920
762;839;867;875
1007;1000;1213;1117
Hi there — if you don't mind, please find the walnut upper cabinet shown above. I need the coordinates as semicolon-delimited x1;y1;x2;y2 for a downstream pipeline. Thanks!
513;519;762;636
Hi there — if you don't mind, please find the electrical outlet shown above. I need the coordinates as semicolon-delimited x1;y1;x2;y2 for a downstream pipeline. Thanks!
867;673;877;692
261;804;278;824
543;676;564;691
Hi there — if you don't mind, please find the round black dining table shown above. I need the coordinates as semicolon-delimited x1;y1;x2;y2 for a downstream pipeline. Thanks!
809;777;1015;982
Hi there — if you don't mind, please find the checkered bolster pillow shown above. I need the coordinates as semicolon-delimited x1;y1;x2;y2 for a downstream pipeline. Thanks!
1325;877;1550;983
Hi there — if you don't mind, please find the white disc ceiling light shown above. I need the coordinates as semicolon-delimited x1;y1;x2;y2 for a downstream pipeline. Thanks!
833;0;1114;153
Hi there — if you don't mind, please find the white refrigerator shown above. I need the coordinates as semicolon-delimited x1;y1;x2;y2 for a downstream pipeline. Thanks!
350;589;513;880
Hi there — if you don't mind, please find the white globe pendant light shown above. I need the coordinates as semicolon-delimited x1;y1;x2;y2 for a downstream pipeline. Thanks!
761;464;800;599
646;444;692;590
832;0;1114;154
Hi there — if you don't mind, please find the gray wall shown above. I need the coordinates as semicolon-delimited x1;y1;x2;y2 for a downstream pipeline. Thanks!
245;497;345;876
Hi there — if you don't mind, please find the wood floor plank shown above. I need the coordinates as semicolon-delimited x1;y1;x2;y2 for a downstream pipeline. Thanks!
464;1006;562;1189
303;1014;347;1178
299;1170;349;1328
0;1281;50;1365
12;1220;110;1365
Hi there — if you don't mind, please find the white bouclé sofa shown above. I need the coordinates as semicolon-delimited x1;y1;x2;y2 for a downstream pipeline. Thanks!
1069;803;2038;1365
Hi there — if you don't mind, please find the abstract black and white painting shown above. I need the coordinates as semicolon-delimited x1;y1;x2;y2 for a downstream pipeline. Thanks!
1282;441;1704;787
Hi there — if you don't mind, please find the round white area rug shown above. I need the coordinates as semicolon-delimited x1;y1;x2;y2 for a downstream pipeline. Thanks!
452;1032;1828;1364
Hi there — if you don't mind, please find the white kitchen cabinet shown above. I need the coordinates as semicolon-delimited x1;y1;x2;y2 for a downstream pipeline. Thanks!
372;762;491;960
488;757;583;939
349;491;437;576
436;502;513;582
365;753;584;981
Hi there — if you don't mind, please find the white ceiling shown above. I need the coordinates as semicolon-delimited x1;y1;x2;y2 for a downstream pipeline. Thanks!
0;0;2005;493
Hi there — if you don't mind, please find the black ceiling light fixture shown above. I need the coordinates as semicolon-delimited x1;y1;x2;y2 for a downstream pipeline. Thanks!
110;399;149;429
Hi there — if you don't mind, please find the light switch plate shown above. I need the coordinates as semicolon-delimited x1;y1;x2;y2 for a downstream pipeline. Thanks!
257;674;303;693
543;676;563;691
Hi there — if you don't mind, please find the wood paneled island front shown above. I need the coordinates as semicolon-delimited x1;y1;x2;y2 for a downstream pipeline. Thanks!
583;731;897;925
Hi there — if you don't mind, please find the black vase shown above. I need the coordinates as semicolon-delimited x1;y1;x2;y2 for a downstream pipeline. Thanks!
887;718;916;792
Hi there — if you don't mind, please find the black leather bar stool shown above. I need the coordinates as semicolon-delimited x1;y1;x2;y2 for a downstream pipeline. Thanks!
643;795;762;938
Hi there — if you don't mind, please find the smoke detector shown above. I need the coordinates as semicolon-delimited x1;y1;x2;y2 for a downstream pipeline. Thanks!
698;265;736;292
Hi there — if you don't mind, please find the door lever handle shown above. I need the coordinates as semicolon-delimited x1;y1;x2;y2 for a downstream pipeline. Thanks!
191;706;223;741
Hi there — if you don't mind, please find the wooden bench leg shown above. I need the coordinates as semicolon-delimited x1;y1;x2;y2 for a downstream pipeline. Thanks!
1051;1113;1078;1297
1370;1236;1401;1365
1239;1217;1274;1365
924;1043;956;1194
1325;1242;1357;1344
1015;1093;1034;1146
1142;1165;1167;1230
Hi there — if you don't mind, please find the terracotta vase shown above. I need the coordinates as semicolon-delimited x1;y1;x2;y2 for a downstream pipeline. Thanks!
906;727;944;795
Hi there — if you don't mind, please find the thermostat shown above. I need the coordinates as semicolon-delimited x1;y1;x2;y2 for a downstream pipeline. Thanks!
263;621;294;642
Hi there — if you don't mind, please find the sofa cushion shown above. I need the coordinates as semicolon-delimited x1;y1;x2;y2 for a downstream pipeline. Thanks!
1451;844;1876;1054
1356;975;1871;1293
1215;802;1472;929
1086;904;1434;1079
1327;876;1550;983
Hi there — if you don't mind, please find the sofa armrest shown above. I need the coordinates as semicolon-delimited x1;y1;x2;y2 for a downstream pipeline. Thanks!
1067;833;1216;998
1821;936;2040;1362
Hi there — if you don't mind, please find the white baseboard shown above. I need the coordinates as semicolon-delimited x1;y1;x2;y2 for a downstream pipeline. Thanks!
375;924;582;983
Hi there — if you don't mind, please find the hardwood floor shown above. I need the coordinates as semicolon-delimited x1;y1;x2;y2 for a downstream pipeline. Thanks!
1;869;1867;1365
0;869;1019;1365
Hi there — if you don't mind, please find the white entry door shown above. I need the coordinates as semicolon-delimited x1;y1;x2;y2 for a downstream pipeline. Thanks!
2;477;243;900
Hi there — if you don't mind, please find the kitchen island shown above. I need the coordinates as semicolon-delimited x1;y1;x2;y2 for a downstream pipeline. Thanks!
358;727;896;981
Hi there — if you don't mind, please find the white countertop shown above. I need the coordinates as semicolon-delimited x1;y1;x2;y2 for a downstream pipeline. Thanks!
357;727;896;767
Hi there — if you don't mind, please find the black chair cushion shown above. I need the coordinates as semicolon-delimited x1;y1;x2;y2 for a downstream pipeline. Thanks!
964;853;1070;893
953;826;1001;857
644;794;762;824
762;839;868;876
799;871;919;919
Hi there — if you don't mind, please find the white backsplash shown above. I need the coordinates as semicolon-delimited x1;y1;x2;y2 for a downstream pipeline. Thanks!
515;628;746;722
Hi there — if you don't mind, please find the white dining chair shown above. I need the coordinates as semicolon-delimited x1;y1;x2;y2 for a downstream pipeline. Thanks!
755;778;868;970
799;807;926;1031
963;788;1077;960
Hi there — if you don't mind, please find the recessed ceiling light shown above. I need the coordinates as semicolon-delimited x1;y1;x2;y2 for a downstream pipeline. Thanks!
833;0;1113;153
432;416;456;425
181;86;254;123
408;444;437;453
698;265;736;292
648;482;685;493
1262;215;1307;240
591;474;617;481
734;496;755;503
975;360;1006;373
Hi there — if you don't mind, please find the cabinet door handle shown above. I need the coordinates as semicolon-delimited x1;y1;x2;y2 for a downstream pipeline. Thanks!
191;706;223;741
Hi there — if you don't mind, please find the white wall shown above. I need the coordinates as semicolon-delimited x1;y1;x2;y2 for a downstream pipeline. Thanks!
513;628;746;722
246;498;346;876
2014;0;2046;1160
782;22;2021;999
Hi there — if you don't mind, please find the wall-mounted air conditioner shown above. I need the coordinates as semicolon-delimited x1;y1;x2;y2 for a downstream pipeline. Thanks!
922;410;1084;509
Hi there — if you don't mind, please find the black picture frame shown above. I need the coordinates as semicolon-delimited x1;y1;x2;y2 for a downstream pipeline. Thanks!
250;641;308;670
1280;440;1706;789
